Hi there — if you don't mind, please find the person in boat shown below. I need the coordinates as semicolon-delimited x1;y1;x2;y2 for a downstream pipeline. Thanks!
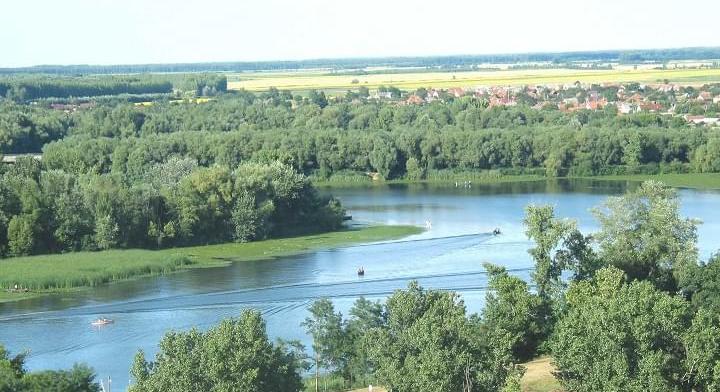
357;267;365;275
493;228;501;235
92;318;114;325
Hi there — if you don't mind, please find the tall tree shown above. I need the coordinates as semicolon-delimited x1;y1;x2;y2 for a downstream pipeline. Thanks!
593;180;699;291
552;267;691;392
130;310;304;392
302;299;347;391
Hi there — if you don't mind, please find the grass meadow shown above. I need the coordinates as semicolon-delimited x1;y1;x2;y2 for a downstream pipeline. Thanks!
0;225;422;302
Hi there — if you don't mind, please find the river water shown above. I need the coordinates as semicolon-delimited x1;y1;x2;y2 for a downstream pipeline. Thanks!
2;179;720;390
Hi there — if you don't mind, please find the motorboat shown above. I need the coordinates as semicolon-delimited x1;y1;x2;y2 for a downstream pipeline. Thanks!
91;318;114;326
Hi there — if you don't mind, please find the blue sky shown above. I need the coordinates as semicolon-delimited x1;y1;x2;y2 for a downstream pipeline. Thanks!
1;0;718;67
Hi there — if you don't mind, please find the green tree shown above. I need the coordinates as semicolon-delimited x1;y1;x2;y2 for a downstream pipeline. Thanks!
129;310;304;392
552;267;691;392
94;214;119;250
684;308;720;391
523;204;574;334
303;299;347;391
681;253;720;311
346;297;385;386
366;282;513;392
482;263;542;362
21;365;99;392
7;214;36;256
404;157;424;180
593;180;699;291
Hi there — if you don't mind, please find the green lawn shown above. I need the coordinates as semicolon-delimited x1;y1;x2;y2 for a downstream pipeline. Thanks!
0;225;422;303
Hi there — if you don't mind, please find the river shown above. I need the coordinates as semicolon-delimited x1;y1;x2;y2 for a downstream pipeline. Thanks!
2;179;720;390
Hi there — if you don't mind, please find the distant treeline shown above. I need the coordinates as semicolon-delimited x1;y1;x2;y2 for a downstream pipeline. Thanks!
1;90;718;175
0;74;227;100
20;92;713;180
2;47;719;75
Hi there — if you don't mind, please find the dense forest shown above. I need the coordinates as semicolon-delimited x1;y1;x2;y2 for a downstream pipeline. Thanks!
1;89;715;177
1;47;718;74
0;74;227;100
0;158;343;257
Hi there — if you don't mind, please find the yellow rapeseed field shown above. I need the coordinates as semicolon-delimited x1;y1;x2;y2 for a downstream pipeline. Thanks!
228;67;720;92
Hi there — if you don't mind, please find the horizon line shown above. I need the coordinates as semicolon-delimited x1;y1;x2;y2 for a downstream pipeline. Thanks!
2;45;719;70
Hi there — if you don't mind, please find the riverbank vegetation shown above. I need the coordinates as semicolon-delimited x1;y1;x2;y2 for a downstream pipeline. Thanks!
123;181;720;391
0;159;345;258
0;225;420;299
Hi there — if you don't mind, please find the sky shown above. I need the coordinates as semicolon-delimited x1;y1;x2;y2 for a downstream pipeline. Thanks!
1;0;719;67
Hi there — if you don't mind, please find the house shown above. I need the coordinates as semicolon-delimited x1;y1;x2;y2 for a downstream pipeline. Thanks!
698;91;713;102
684;115;720;125
639;101;662;112
489;96;517;107
448;87;465;98
405;95;424;105
617;102;636;114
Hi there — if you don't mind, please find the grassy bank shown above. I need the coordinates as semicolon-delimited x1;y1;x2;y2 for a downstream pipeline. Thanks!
0;225;422;303
312;173;546;188
313;172;720;190
586;173;720;189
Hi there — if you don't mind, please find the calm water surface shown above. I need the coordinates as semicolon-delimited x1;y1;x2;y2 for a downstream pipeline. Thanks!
2;179;720;389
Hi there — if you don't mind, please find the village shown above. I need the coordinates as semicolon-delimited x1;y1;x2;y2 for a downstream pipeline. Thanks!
371;81;720;126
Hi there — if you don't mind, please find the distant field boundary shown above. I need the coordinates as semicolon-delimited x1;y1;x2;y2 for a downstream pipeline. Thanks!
229;68;720;92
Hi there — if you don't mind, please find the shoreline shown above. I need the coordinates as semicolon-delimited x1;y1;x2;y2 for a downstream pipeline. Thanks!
312;173;720;190
0;225;423;304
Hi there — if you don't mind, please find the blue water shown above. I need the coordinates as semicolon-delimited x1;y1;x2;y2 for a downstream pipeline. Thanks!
2;179;719;390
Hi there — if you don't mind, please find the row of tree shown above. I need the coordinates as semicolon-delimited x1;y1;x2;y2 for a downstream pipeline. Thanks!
41;124;714;182
0;74;227;101
3;89;718;174
0;158;343;257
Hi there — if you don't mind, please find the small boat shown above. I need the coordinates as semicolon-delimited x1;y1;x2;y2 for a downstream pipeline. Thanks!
357;267;365;276
91;318;114;326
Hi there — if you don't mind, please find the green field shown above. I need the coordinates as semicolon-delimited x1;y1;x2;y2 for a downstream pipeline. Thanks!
0;225;422;303
228;67;720;92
